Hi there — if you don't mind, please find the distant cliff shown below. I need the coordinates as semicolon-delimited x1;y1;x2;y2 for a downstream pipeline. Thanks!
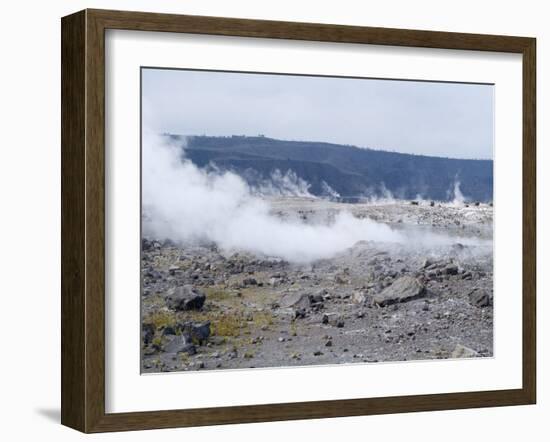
168;135;493;202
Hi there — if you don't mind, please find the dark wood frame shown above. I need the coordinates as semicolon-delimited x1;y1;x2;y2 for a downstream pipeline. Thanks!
61;8;536;433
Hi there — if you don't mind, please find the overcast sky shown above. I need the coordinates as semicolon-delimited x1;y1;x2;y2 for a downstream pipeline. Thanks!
142;68;494;160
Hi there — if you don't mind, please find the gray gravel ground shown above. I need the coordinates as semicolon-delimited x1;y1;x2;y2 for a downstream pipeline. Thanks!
141;199;493;373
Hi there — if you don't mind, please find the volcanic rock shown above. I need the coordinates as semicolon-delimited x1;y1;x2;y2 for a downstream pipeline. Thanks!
165;285;206;311
373;276;426;307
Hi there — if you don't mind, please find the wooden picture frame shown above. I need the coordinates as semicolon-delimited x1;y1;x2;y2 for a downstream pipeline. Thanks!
61;8;536;433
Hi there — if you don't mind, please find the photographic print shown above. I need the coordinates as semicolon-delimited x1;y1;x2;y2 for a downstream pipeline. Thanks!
140;68;494;373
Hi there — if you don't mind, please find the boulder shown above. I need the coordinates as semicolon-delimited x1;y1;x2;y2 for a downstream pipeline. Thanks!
165;285;206;311
443;264;459;275
321;313;345;327
178;321;211;345
163;334;197;355
280;292;311;310
373;276;426;307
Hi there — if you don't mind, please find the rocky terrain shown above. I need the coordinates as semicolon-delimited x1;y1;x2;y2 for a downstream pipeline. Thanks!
141;198;493;373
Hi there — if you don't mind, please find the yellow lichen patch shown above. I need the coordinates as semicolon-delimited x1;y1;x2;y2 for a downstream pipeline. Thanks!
179;352;190;364
251;311;274;329
204;287;234;302
143;309;177;330
211;313;246;337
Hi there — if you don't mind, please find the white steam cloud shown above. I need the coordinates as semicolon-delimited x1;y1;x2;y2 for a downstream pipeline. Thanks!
142;133;406;263
249;169;312;198
452;178;466;206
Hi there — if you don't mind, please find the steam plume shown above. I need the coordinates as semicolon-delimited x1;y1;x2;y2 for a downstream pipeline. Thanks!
452;178;466;206
142;133;405;263
142;134;489;263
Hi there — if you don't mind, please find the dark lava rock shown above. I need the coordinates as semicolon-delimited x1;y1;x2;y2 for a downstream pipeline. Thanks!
165;285;206;311
469;290;491;308
443;264;459;275
178;321;211;344
309;293;324;304
243;277;258;286
142;238;155;251
373;276;426;307
162;326;176;336
142;323;154;345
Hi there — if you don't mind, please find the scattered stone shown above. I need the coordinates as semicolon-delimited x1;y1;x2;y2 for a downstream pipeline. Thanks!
164;335;197;355
469;290;491;308
443;264;459;275
309;293;324;304
421;258;434;269
352;292;368;304
178;321;211;345
243;277;258;286
373;276;426;307
162;326;176;336
168;265;180;275
165;285;206;311
280;292;311;310
451;344;479;358
335;274;348;284
141;323;154;345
